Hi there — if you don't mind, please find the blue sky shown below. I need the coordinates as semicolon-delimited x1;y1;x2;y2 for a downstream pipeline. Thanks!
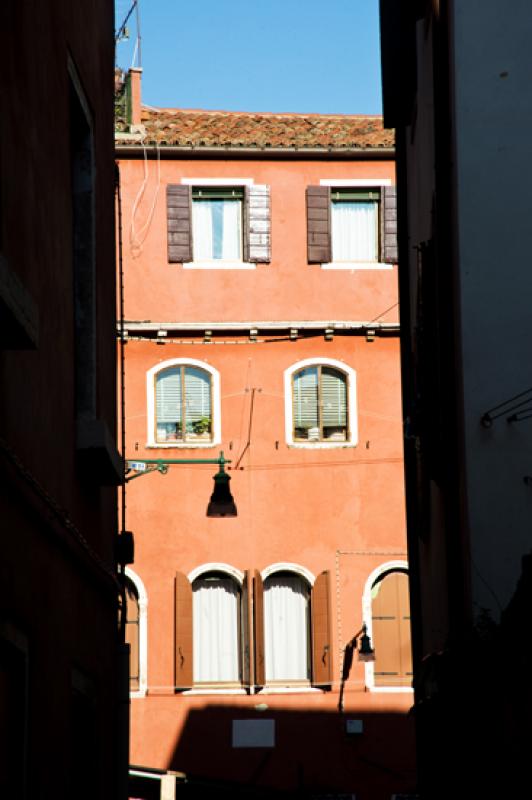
115;0;383;114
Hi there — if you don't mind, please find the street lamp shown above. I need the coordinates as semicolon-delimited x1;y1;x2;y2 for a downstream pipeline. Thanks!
125;450;237;517
338;623;375;712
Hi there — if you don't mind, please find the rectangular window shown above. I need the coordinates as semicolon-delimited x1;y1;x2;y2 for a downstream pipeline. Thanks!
330;188;380;262
192;188;243;261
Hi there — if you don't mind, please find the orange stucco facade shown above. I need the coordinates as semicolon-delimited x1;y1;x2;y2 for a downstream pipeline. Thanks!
117;130;415;798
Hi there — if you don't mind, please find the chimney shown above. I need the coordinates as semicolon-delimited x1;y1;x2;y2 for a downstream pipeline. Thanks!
129;68;142;127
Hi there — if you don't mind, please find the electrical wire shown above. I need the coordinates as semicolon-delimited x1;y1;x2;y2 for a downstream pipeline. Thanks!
129;143;161;257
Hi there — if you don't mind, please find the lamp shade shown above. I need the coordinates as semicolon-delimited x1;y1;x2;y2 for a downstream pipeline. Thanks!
357;624;375;662
206;465;237;517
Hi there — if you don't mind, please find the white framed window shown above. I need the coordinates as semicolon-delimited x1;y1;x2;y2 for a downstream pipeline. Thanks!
124;568;148;698
284;357;358;448
190;565;244;686
146;358;221;448
330;187;380;262
262;564;314;685
169;177;271;269
306;178;396;269
362;561;413;693
192;186;244;262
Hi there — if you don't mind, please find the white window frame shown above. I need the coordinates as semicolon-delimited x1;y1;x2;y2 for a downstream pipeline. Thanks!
319;178;393;270
125;567;148;698
362;560;413;693
146;357;221;448
284;357;358;449
181;177;256;270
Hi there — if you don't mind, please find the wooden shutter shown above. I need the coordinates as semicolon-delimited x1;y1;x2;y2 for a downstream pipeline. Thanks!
311;570;333;686
167;184;193;263
244;185;271;263
174;571;193;689
253;570;265;687
306;186;331;263
241;570;253;688
381;185;398;263
372;571;412;687
125;582;140;690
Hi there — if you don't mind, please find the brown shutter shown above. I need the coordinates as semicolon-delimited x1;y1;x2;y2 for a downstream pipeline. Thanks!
167;184;193;263
306;186;331;263
241;570;254;688
245;185;271;263
397;571;413;682
311;571;333;686
174;571;193;689
125;584;140;691
372;570;411;687
253;570;265;687
381;185;398;263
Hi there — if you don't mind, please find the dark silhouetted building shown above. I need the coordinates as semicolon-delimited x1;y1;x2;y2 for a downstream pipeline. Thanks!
380;1;532;796
0;2;127;798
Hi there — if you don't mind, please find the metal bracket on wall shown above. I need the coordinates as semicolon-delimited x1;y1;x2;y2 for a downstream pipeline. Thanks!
480;386;532;427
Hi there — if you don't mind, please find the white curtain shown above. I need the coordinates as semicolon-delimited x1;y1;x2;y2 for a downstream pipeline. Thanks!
193;577;240;683
192;199;241;260
222;200;241;260
264;574;310;682
192;201;214;260
331;201;377;261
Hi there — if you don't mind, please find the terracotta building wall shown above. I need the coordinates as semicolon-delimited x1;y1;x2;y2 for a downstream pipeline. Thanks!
119;152;414;798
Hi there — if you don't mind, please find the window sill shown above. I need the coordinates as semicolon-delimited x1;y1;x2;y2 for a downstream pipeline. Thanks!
259;686;323;694
287;441;357;449
369;686;414;694
130;689;147;699
182;688;247;696
182;260;256;270
320;262;393;270
146;441;219;450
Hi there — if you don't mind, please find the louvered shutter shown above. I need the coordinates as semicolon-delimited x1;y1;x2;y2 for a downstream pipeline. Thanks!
321;368;347;428
175;571;193;689
183;367;211;425
381;185;398;263
156;368;182;424
253;570;265;687
245;185;271;263
311;571;333;686
293;368;319;432
306;186;331;263
167;184;193;263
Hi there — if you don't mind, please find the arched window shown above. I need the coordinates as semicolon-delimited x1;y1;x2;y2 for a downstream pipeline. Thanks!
147;359;221;447
263;571;312;683
365;567;412;690
285;358;357;447
192;571;241;684
123;569;148;696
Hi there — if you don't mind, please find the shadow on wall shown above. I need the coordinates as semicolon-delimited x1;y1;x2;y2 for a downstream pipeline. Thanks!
131;704;416;800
